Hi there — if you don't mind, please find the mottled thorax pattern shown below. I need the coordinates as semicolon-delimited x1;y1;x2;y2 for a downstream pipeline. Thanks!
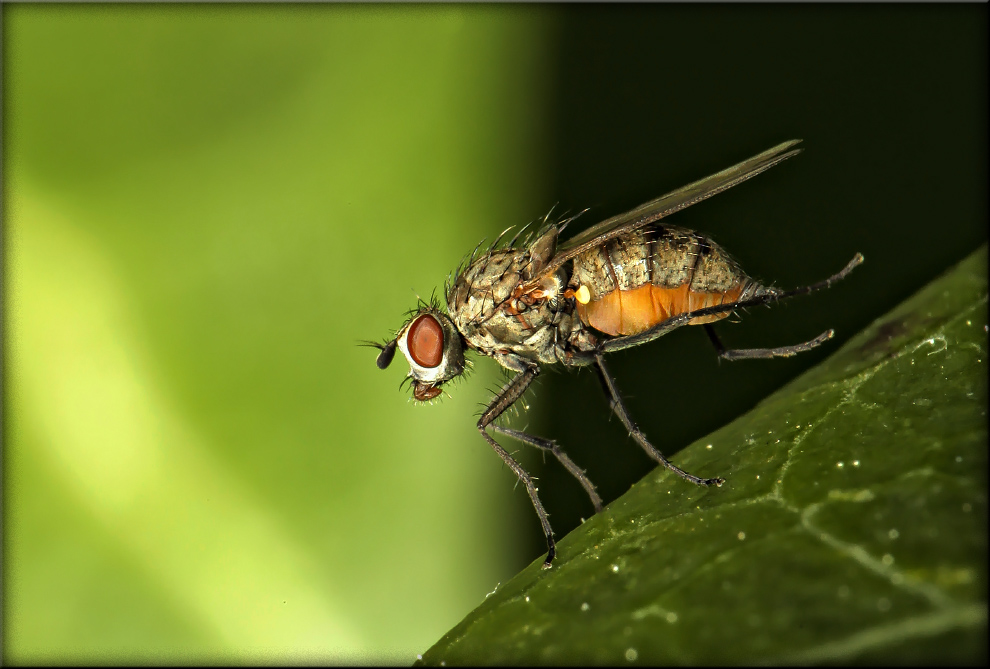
447;249;569;365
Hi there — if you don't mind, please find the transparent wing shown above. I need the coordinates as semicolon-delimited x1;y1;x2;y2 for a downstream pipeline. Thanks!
535;140;803;281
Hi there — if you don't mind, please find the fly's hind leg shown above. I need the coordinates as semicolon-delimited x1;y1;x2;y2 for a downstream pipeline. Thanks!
704;324;835;361
491;424;603;513
598;253;863;357
594;353;724;488
478;364;558;567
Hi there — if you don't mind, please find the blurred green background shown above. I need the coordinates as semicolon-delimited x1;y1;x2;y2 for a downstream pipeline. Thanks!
2;3;985;665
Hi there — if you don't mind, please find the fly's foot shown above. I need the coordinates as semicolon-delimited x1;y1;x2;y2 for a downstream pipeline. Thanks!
704;476;726;487
542;534;556;568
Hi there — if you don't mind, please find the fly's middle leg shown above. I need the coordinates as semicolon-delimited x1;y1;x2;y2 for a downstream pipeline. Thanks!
704;324;835;361
491;424;603;513
478;365;558;567
593;353;724;488
477;428;557;567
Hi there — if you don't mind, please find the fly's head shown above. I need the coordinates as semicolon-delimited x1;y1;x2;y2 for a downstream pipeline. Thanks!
372;307;465;402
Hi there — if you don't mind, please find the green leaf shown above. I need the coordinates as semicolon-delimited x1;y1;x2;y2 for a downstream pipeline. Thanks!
419;247;988;665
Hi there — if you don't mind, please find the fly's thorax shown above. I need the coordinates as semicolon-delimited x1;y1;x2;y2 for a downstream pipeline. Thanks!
557;310;598;363
447;250;521;326
394;309;465;401
447;249;568;365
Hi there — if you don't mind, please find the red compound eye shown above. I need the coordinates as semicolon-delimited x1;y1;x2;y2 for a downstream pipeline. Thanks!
408;314;444;368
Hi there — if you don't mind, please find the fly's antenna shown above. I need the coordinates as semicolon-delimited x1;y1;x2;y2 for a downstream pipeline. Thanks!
359;338;398;369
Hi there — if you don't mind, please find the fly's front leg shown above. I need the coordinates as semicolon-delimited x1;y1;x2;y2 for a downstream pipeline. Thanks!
594;353;724;488
478;364;558;568
491;425;603;513
704;324;835;361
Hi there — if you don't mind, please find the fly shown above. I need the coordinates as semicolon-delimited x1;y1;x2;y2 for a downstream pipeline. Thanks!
368;140;863;568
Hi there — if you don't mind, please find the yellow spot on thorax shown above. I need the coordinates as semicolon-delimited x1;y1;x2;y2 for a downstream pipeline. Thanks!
575;285;591;304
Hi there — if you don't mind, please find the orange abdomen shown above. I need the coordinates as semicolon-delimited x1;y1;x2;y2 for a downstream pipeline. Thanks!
569;224;764;338
576;283;745;336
